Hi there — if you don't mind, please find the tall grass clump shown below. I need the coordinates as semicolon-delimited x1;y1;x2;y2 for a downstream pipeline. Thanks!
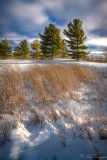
0;65;26;143
23;64;94;120
0;64;95;143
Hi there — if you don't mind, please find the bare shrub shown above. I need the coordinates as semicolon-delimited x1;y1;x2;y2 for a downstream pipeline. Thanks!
29;108;45;127
103;47;107;62
93;68;107;103
0;115;13;143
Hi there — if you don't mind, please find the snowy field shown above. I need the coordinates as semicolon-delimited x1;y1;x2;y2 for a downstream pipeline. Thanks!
0;59;107;160
0;59;107;69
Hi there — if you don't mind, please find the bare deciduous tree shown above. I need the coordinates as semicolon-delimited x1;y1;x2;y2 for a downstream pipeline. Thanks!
103;47;107;62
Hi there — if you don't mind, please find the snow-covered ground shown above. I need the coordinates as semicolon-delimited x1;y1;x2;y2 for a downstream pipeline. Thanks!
0;59;107;68
0;59;107;160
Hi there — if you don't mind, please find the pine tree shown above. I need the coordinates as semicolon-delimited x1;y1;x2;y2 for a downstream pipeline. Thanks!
63;19;88;61
0;39;12;59
14;44;21;58
14;39;29;58
31;40;42;59
61;39;68;58
39;24;63;59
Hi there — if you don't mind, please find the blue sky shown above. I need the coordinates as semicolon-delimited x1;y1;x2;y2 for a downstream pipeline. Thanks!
0;0;107;54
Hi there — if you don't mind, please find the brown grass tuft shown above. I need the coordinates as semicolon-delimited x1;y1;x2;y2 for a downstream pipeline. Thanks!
0;63;95;143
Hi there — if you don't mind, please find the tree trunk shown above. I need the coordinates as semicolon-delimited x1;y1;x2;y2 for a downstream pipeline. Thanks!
77;51;79;61
52;52;54;59
77;42;79;61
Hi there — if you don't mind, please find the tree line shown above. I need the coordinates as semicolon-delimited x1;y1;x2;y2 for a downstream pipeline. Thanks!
0;19;89;61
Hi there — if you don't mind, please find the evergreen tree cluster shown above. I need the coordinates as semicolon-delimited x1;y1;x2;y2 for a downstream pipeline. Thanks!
14;40;30;58
0;39;12;59
0;19;89;60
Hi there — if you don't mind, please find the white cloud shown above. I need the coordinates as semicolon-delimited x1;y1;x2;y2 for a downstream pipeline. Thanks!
90;51;103;54
9;2;49;25
0;32;26;40
86;38;107;47
0;31;41;46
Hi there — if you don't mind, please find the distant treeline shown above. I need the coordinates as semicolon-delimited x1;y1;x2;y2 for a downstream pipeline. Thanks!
0;18;105;61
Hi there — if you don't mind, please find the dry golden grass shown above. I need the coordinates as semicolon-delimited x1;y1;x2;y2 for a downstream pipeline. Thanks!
0;65;25;116
2;63;107;145
70;64;94;83
0;63;94;123
22;64;94;122
0;62;107;160
0;65;26;143
23;64;94;104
